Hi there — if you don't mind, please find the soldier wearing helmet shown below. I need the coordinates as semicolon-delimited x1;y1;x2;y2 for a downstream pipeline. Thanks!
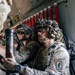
2;19;70;75
14;24;33;50
13;24;40;64
35;19;63;42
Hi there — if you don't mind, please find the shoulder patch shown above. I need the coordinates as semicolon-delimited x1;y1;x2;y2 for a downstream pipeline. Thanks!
56;61;63;71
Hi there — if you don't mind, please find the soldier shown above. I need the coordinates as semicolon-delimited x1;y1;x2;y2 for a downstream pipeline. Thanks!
2;19;70;75
14;24;32;50
13;24;41;64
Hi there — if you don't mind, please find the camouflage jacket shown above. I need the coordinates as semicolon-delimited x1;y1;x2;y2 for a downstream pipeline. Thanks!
14;41;40;65
23;42;70;75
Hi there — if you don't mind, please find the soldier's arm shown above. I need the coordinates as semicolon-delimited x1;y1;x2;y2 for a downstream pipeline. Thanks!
2;57;55;75
20;66;55;75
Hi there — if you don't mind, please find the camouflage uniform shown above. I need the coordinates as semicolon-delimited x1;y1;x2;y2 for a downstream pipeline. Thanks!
14;41;40;65
23;42;70;75
13;24;41;65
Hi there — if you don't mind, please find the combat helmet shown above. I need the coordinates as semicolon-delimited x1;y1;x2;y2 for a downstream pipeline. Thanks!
16;23;32;40
35;19;63;42
16;24;32;35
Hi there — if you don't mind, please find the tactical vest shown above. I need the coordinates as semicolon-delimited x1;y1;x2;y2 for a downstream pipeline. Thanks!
33;43;59;70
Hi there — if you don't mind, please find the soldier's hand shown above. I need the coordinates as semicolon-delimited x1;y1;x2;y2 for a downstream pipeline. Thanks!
2;58;18;71
1;51;18;72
